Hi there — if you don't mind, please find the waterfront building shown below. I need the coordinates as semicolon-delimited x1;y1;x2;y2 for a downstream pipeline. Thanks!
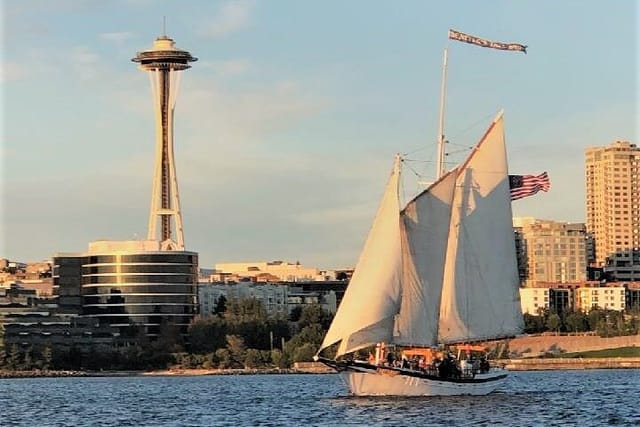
626;283;640;310
575;285;626;311
519;287;550;314
54;240;198;338
585;141;640;267
288;286;337;314
604;250;640;282
197;281;338;318
212;261;338;282
513;217;589;287
198;282;288;317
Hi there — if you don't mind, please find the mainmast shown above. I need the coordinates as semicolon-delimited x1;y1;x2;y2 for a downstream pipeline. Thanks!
436;48;449;179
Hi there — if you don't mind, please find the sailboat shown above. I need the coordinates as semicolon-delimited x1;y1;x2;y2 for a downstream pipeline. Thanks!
314;111;524;396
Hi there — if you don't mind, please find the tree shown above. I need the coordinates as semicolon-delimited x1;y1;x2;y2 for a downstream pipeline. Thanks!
225;335;247;368
270;349;288;368
225;297;267;323
292;343;316;362
0;346;6;369
213;295;227;317
546;313;561;332
157;319;184;353
21;348;33;371
6;345;21;370
215;348;232;368
188;317;228;354
289;306;303;322
244;349;263;368
565;311;587;333
523;313;545;334
297;304;332;330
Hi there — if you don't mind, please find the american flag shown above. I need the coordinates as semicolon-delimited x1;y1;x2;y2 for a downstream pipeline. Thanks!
509;172;551;201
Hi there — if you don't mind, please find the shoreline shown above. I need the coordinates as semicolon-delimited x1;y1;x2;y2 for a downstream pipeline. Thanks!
2;358;640;378
0;367;325;379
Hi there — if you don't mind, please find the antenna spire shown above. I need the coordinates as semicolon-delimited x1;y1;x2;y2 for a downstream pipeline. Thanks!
162;16;167;38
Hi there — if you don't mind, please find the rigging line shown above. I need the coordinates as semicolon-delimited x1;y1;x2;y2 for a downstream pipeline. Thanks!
403;145;430;156
403;161;426;180
403;158;436;164
447;112;495;141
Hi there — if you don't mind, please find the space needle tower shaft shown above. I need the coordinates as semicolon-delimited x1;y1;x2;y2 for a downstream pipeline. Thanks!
132;35;197;250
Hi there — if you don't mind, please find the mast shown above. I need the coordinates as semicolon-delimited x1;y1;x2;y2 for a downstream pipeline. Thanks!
436;48;448;179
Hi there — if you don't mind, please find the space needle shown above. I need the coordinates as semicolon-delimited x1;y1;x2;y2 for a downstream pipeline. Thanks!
132;33;197;250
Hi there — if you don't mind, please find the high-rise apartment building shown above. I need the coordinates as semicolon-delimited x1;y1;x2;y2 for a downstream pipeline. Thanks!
513;217;589;286
585;141;640;267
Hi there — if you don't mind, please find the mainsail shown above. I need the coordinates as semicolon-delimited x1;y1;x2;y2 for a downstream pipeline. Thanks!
438;112;523;343
318;112;523;358
318;156;403;357
393;170;457;347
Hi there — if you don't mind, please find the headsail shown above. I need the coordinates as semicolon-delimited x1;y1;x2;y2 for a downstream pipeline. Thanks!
393;169;457;347
317;156;403;357
438;111;524;343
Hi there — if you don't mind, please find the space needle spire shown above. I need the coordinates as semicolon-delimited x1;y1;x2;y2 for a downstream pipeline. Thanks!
132;34;197;250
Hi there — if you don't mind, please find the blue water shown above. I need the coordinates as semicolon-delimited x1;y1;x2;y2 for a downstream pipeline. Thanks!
2;370;639;426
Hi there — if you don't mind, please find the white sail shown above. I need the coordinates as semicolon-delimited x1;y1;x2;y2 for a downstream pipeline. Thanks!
393;169;457;347
318;156;403;357
438;112;524;343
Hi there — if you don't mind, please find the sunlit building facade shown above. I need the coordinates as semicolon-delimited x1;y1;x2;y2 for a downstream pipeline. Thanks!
54;240;198;338
585;141;640;267
513;217;589;287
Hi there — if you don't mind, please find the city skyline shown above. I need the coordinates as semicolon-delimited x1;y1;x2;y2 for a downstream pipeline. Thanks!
1;1;637;269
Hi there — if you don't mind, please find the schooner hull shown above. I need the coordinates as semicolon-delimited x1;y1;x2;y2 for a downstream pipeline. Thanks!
325;360;507;396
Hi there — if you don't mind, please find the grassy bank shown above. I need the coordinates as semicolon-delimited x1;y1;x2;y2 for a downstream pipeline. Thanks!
553;346;640;358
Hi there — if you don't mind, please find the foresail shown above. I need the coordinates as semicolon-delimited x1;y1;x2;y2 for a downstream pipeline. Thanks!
318;156;403;357
393;170;457;347
438;112;524;343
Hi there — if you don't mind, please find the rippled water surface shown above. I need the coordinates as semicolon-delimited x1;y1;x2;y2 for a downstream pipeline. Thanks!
2;369;639;426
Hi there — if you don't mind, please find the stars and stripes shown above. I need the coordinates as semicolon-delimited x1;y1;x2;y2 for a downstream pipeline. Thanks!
448;29;527;54
509;172;551;201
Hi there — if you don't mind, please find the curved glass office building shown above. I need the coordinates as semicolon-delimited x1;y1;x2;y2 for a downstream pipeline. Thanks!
54;240;198;338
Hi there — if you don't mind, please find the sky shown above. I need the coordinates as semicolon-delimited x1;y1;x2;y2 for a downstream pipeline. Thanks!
1;0;637;270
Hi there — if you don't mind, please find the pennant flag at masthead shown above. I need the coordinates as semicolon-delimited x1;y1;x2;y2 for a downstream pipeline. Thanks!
449;29;527;54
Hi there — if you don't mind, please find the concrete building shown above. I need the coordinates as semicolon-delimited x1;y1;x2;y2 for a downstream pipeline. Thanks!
514;217;589;286
605;250;640;282
575;286;626;312
212;261;338;282
197;281;338;318
585;141;640;267
519;287;550;314
54;240;198;338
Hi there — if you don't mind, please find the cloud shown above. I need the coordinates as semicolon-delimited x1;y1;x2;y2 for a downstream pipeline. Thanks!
199;59;250;77
199;0;253;39
0;62;29;82
70;46;100;80
100;31;135;46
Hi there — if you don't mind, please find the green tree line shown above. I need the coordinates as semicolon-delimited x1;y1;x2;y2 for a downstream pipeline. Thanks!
523;308;640;336
0;296;334;372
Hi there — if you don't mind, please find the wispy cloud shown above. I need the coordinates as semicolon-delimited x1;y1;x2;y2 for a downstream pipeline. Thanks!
0;62;29;82
199;0;253;39
100;31;135;46
71;46;100;80
199;59;250;77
